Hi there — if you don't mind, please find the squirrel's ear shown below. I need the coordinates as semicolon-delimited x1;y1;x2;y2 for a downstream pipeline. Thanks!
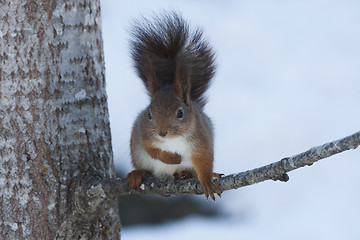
143;55;158;96
174;62;191;106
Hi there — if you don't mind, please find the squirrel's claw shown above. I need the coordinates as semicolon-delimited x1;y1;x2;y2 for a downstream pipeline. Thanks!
212;172;224;179
202;180;222;201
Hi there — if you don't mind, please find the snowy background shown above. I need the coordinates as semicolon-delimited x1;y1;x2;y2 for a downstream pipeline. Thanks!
100;0;360;239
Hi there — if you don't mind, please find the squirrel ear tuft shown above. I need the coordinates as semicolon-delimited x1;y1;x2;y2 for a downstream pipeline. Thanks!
173;72;183;98
174;62;191;105
183;87;191;106
143;55;158;96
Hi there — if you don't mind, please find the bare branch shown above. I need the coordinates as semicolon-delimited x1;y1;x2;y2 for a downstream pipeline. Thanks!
87;131;360;201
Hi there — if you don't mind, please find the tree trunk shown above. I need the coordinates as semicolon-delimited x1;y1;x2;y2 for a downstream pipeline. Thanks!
0;1;120;239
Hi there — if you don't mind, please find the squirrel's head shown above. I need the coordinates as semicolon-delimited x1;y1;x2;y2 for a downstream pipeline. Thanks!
141;58;194;138
145;87;195;138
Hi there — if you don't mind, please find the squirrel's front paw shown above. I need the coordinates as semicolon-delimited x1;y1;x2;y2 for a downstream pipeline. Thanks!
126;170;152;189
159;152;182;164
169;153;182;164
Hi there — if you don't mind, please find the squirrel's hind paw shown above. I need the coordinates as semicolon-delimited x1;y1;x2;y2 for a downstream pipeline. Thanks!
202;180;222;201
126;170;152;189
174;170;196;180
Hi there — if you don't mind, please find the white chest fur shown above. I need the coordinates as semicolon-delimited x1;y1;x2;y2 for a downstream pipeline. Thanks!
145;135;194;177
154;135;191;155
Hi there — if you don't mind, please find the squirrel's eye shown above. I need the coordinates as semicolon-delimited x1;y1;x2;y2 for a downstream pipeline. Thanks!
148;111;152;120
177;109;184;119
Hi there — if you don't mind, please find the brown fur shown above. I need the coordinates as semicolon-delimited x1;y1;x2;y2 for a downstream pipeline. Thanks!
190;109;221;200
127;12;222;200
126;170;152;189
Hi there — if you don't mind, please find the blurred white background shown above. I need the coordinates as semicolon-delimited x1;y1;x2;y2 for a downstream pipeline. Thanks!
101;0;360;239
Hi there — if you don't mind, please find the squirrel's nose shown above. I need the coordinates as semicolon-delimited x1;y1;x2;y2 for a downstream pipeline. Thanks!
159;131;167;137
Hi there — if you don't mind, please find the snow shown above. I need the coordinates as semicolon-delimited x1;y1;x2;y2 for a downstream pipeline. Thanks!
101;1;360;239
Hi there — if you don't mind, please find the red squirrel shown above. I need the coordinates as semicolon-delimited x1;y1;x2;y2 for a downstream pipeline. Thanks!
126;12;222;200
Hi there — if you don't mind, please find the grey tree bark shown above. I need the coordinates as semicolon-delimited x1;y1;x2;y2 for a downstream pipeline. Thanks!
0;1;120;239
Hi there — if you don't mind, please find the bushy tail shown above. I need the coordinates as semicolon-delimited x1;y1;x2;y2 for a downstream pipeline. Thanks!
130;11;216;107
